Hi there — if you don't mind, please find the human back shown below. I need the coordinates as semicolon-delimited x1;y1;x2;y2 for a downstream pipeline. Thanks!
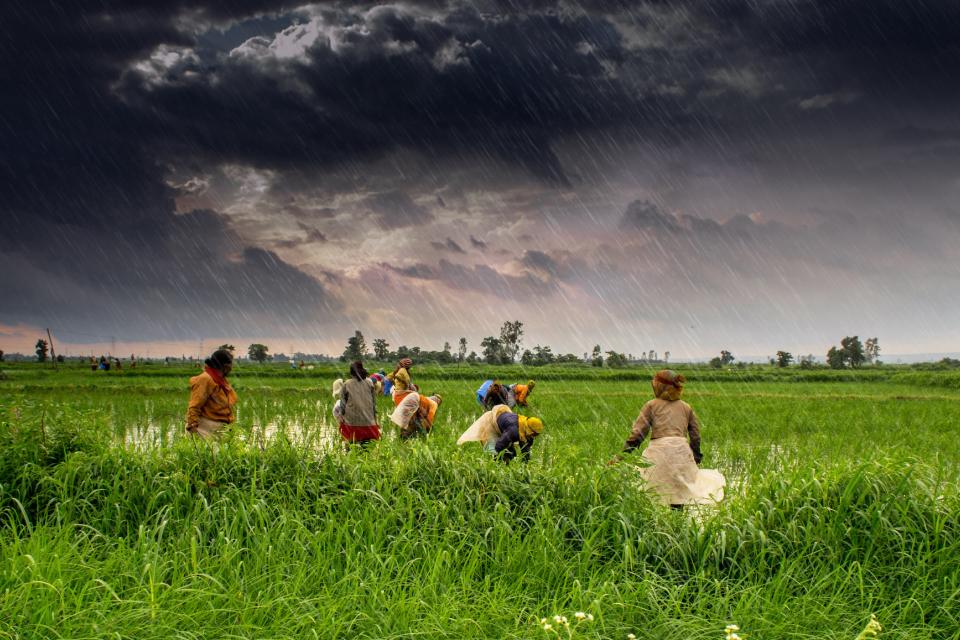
340;377;376;426
641;397;696;440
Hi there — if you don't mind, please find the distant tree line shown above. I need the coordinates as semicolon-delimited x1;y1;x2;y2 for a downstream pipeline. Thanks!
13;331;891;370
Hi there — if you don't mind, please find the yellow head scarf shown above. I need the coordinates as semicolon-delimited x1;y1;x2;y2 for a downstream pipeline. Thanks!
518;416;543;442
651;369;685;402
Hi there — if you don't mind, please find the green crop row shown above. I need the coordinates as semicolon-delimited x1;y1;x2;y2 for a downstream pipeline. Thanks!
0;375;958;638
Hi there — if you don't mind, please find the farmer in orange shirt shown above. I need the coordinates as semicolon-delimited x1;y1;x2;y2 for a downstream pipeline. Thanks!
186;349;238;439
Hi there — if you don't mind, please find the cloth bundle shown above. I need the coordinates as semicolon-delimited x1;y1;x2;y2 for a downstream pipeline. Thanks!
638;436;725;505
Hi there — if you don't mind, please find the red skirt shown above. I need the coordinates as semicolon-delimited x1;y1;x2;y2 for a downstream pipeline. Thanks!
339;423;381;443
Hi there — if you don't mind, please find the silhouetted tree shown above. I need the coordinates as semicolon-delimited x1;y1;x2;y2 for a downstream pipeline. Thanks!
248;343;269;363
343;330;367;361
36;339;48;362
499;321;524;362
865;337;880;365
840;336;865;368
372;338;390;360
457;337;467;362
826;346;845;369
605;351;628;368
775;351;793;367
591;345;603;367
720;350;735;365
480;336;504;364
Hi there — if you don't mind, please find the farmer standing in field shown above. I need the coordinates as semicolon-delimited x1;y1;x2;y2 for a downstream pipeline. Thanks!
458;405;544;463
611;370;724;508
186;349;237;439
335;361;381;447
387;357;415;403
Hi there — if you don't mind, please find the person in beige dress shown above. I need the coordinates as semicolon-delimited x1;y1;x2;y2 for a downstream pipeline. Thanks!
613;370;724;508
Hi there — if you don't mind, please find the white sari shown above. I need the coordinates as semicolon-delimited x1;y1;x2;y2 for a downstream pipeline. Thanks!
639;437;725;505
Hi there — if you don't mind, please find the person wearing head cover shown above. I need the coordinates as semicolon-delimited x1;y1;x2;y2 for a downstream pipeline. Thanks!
387;358;414;404
390;391;442;439
186;349;238;439
336;361;381;447
457;404;541;459
507;380;536;409
368;371;385;396
614;370;724;508
378;369;393;397
491;412;543;463
476;379;509;410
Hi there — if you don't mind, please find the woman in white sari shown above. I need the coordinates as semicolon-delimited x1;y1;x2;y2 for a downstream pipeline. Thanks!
614;370;724;508
390;391;442;439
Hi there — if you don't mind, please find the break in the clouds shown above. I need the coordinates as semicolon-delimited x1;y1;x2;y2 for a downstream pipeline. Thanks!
1;1;959;356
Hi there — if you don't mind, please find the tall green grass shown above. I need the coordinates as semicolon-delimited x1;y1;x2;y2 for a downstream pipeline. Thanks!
1;368;958;638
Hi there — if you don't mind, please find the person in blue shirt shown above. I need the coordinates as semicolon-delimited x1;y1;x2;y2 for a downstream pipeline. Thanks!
476;379;508;410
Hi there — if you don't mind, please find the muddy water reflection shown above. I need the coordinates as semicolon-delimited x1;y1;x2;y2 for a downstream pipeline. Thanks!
117;395;356;451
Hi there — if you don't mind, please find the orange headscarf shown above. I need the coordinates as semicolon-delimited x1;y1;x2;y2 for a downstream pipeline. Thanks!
651;369;685;402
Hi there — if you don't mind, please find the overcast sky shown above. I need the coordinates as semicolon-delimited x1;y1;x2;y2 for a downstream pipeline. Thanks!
2;1;959;359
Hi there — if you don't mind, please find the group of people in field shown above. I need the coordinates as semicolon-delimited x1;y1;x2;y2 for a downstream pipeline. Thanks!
186;348;724;508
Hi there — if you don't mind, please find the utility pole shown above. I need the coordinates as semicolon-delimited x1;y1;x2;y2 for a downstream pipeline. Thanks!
46;328;57;369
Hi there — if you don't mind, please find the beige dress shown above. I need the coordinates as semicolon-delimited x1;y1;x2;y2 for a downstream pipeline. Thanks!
627;398;725;505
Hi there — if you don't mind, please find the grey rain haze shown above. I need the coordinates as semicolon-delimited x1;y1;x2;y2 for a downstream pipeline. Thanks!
1;1;959;357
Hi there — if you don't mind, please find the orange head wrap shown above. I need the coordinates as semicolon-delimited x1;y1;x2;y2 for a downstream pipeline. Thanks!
651;369;685;401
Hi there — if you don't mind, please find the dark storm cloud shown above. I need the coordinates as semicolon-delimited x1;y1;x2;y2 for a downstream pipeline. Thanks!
383;259;555;298
430;238;467;254
0;1;348;337
618;200;680;232
275;223;328;249
2;0;959;349
365;192;434;229
0;209;341;339
519;250;584;281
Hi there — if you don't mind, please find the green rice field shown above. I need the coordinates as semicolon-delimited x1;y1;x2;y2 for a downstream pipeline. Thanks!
1;363;958;639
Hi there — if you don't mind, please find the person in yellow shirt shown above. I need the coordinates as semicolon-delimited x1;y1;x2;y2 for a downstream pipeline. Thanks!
186;349;238;439
387;357;414;403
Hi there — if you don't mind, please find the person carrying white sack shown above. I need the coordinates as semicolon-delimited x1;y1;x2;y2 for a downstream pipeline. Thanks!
390;391;442;440
610;369;724;509
458;404;513;454
458;405;543;463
